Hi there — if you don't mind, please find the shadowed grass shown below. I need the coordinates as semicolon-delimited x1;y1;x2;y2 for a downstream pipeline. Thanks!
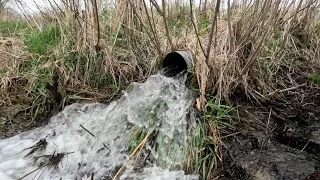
311;74;320;84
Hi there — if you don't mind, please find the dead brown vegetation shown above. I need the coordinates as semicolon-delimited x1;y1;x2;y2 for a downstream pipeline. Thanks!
1;0;320;178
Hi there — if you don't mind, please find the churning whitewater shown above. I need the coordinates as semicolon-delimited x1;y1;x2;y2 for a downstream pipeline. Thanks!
0;74;199;180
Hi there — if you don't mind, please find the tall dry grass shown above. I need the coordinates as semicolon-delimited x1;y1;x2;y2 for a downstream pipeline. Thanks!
2;0;319;100
40;0;320;105
1;0;320;178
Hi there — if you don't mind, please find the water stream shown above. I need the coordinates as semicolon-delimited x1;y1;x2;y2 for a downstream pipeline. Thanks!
0;73;199;180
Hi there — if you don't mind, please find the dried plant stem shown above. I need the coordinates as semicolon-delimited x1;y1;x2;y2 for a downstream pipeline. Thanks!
18;167;41;180
161;0;173;50
128;0;162;56
206;0;220;64
227;0;235;52
189;0;206;57
150;0;173;51
92;0;100;50
112;131;151;180
142;0;162;56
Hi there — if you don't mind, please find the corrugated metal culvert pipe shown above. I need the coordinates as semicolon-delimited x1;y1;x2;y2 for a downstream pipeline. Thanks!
160;51;194;77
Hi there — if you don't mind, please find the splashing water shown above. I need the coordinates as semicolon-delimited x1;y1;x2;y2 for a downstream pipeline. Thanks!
0;74;199;180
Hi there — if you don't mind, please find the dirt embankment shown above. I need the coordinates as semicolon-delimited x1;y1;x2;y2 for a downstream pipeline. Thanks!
217;84;320;180
0;38;52;138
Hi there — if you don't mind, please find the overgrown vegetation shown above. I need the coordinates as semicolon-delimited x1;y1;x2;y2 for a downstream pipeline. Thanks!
1;0;320;179
188;96;232;179
0;20;30;37
24;25;60;54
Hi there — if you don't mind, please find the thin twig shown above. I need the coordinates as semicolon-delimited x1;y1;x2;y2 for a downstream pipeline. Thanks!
150;0;164;16
281;0;317;25
267;83;307;96
161;0;173;51
18;167;41;180
203;0;208;21
112;131;151;180
227;0;235;52
301;141;310;152
150;0;173;50
266;108;272;134
131;135;146;172
128;0;161;56
61;113;70;128
80;124;95;138
189;0;206;57
142;0;162;56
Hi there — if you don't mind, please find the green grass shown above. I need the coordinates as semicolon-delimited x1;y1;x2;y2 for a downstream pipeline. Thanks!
0;20;31;37
311;73;320;84
24;25;60;55
186;69;200;93
191;96;232;179
185;70;233;178
16;25;61;120
129;128;148;154
23;58;56;120
168;7;190;37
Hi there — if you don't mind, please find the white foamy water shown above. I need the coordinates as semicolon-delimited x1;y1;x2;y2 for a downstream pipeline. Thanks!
0;74;198;180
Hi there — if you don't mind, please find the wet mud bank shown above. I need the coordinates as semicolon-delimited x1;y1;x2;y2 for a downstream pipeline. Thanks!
218;85;320;180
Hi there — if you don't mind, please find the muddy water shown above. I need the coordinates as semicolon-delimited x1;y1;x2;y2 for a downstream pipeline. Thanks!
0;74;198;180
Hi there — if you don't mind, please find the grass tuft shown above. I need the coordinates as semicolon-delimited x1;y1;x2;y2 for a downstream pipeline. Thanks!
311;74;320;84
24;25;60;55
0;20;30;37
188;96;232;179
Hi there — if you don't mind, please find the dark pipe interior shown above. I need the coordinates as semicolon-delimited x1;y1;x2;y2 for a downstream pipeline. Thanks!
162;52;188;77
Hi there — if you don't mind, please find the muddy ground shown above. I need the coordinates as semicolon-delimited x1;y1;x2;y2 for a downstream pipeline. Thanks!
216;85;320;180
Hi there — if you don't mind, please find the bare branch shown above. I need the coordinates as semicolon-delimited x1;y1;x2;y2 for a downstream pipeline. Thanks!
227;0;235;52
0;0;9;12
281;0;317;25
150;0;173;51
206;0;221;63
142;0;162;55
203;0;208;20
161;0;174;51
127;0;162;55
150;0;164;16
189;0;206;56
92;0;101;50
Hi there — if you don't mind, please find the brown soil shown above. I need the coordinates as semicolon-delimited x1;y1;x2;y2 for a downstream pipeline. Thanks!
0;37;57;138
216;83;320;180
